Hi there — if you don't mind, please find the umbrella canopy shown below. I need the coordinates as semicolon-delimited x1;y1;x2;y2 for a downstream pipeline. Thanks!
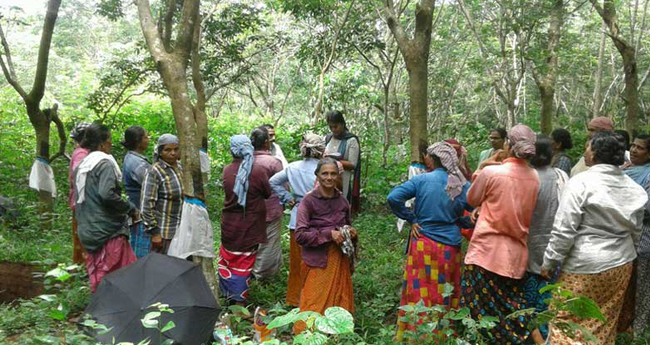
82;253;220;345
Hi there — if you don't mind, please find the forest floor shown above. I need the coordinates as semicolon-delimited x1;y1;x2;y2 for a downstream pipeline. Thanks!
0;186;407;344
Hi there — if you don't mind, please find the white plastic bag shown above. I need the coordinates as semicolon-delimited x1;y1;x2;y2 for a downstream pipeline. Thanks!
28;158;57;197
199;149;210;175
168;198;216;259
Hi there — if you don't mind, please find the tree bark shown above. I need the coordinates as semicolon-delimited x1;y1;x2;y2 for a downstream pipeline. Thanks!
382;0;436;163
535;0;563;134
592;22;607;117
590;0;640;134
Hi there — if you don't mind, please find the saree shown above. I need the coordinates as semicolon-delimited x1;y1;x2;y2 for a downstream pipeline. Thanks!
218;245;257;302
129;222;151;259
85;236;136;293
72;214;85;265
295;244;354;334
396;236;461;341
548;263;632;345
460;264;532;344
286;231;303;307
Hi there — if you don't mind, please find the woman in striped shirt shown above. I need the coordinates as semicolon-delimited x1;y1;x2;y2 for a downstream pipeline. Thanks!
141;134;184;254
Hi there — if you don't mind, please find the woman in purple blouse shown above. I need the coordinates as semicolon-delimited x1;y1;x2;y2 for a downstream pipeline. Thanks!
294;157;358;330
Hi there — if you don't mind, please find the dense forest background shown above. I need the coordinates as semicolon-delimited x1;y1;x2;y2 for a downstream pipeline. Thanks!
0;0;649;343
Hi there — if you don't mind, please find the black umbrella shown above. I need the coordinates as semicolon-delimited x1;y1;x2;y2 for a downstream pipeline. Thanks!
82;253;220;345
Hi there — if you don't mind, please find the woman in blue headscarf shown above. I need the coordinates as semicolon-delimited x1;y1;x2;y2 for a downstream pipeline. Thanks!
218;135;272;304
622;134;650;335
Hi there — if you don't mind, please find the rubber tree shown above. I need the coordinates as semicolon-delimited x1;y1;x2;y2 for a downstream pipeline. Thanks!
0;0;66;226
589;0;640;135
380;0;436;164
134;0;218;301
531;0;564;135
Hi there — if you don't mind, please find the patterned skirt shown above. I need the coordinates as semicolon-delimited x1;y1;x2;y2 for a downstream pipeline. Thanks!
85;235;136;293
295;244;354;334
396;237;461;341
71;213;85;265
548;262;633;345
129;222;151;259
523;272;555;338
286;231;303;307
460;264;532;344
218;245;257;302
636;256;650;335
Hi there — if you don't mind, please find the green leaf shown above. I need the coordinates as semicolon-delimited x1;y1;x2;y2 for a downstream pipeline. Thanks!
315;307;354;334
442;283;455;298
45;267;71;281
228;304;251;316
161;340;174;345
505;307;536;320
293;330;328;345
566;296;606;322
161;321;176;333
267;308;302;329
37;294;57;302
141;311;161;328
539;283;561;294
446;307;470;320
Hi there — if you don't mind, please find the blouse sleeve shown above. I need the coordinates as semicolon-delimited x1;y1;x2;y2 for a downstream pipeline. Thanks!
140;168;161;235
345;138;360;168
542;180;585;272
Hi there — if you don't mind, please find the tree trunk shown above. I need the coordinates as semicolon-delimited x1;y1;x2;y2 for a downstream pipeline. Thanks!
590;0;640;133
31;108;53;224
538;0;563;135
593;23;607;117
407;59;429;163
621;49;639;135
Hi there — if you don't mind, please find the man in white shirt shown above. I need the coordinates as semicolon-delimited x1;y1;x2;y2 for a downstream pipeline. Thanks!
263;124;288;168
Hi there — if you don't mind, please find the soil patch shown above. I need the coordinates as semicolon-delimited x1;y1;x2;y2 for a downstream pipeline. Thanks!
0;261;44;303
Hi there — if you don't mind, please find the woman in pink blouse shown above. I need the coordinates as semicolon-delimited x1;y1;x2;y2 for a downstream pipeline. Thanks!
460;124;540;344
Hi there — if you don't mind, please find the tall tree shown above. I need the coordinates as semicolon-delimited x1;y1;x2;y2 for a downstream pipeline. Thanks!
531;0;564;134
134;0;219;299
0;0;66;223
380;0;436;163
590;0;640;134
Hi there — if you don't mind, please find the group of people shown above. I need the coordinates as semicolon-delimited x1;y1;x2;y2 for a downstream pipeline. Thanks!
388;118;650;344
66;111;363;328
65;112;650;344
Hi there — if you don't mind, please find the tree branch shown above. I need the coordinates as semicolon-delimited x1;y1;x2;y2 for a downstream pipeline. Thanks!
172;0;199;63
135;0;170;64
0;21;27;100
381;0;412;55
162;0;177;52
31;0;62;103
322;0;356;74
48;104;67;162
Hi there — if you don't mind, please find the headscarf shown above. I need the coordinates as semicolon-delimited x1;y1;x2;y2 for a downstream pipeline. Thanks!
444;138;473;180
300;133;326;158
153;134;179;162
230;135;255;207
508;124;536;159
589;117;614;131
427;141;467;200
70;122;91;140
